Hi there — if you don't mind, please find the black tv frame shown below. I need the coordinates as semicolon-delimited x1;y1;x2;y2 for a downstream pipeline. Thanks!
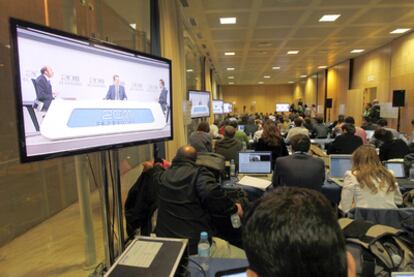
188;89;211;119
9;18;173;163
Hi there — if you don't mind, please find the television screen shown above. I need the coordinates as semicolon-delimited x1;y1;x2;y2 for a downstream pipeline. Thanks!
10;18;172;162
189;90;210;118
212;99;224;114
223;102;233;113
275;103;290;112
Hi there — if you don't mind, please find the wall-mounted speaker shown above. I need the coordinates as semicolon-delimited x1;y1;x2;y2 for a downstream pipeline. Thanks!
392;90;405;107
325;98;333;108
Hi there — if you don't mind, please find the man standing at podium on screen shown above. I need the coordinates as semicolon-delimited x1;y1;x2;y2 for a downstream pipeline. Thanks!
104;74;127;100
35;66;57;111
158;79;168;115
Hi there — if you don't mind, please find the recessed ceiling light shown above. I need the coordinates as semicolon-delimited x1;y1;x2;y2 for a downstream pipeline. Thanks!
272;66;281;70
300;75;307;78
227;67;235;71
264;75;271;79
288;81;295;84
258;81;264;84
228;76;234;79
129;23;136;30
220;17;237;24
186;69;193;72
287;50;299;55
319;14;341;22
350;49;365;53
229;82;234;85
390;28;411;34
225;52;235;56
318;65;327;69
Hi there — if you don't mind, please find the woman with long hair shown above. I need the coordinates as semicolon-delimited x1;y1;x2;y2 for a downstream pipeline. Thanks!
339;145;403;213
254;120;288;168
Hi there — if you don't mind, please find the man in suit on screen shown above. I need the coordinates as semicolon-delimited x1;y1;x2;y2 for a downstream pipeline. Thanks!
158;79;168;115
35;66;56;111
105;74;127;100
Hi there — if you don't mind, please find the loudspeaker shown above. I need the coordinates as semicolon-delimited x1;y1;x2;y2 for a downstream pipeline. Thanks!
325;98;333;108
392;90;405;107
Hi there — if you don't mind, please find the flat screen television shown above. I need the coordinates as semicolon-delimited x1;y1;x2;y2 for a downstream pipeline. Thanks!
188;90;210;118
212;99;224;115
275;103;290;112
223;102;233;113
10;18;173;162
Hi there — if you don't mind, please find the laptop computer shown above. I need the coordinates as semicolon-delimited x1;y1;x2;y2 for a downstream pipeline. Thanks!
238;125;245;132
384;161;406;178
329;154;352;186
238;151;272;176
365;130;375;140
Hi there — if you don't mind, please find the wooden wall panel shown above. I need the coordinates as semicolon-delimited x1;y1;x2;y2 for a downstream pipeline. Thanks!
222;84;294;114
327;61;350;121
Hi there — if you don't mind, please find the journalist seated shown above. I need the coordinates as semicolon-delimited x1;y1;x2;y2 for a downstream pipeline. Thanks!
243;187;356;277
146;145;244;257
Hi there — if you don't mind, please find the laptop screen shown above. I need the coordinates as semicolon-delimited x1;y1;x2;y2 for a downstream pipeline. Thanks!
329;155;352;178
385;162;405;178
238;151;272;174
365;130;375;140
238;125;245;132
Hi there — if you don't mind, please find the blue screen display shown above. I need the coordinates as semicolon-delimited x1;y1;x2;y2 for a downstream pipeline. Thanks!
67;108;154;127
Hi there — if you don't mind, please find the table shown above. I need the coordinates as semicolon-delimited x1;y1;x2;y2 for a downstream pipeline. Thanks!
188;257;248;277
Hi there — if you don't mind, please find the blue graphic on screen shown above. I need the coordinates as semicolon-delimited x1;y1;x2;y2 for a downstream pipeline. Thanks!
67;108;154;127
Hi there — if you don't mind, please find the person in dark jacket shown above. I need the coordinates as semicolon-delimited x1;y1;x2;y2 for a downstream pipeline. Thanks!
374;129;410;161
244;117;258;137
150;145;243;255
327;124;363;155
312;114;329;138
255;120;289;168
272;134;325;191
189;121;212;152
215;126;242;163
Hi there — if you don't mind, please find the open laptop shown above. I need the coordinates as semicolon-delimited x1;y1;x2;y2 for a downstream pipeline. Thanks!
238;151;272;176
238;124;245;132
328;154;352;186
365;130;375;141
384;161;406;178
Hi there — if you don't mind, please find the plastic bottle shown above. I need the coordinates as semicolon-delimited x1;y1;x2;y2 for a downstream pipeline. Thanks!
197;231;210;272
230;159;236;177
410;164;414;181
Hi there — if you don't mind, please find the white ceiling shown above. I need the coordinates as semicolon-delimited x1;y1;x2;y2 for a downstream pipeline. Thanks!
181;0;414;85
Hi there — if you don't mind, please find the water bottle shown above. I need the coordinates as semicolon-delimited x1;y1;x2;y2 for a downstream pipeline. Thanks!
230;159;236;177
410;164;414;181
242;141;247;150
197;231;210;272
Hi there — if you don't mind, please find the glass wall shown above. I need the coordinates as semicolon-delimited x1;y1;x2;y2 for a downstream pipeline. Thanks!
0;1;151;276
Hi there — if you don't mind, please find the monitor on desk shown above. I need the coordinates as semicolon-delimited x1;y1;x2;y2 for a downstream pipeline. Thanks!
329;155;352;178
238;151;272;174
385;162;406;178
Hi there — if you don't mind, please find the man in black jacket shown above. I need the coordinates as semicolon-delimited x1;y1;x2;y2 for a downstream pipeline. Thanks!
272;134;325;191
327;124;363;155
150;145;243;255
215;126;242;163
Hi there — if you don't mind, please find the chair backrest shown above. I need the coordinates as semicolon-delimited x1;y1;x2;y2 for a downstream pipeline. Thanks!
347;207;414;230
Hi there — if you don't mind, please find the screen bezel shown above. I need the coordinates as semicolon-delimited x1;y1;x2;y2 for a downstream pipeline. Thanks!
188;89;211;119
212;99;224;115
9;18;173;163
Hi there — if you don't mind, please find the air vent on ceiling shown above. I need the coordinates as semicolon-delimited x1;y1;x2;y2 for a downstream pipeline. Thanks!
189;18;197;26
179;0;189;7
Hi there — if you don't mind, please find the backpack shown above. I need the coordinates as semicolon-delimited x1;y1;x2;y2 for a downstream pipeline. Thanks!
339;218;414;276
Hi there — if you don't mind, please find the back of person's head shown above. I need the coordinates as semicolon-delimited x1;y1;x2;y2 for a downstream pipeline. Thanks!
228;120;238;129
372;99;379;105
261;120;280;146
304;117;312;125
377;118;388;127
175;145;197;162
363;116;372;123
197;121;210;133
40;66;48;74
243;187;349;277
338;114;345;123
290;134;311;152
344;116;355;124
341;123;356;135
294;117;303;127
315;114;324;124
224;126;236;138
374;128;393;142
352;145;396;193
